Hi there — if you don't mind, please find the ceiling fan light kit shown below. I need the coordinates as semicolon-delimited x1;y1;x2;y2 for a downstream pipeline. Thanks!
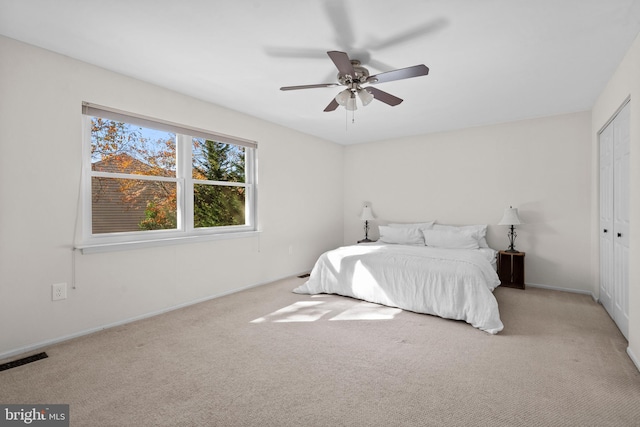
280;50;429;113
337;90;357;111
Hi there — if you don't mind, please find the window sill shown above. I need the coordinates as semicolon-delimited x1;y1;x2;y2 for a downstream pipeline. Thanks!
76;230;260;254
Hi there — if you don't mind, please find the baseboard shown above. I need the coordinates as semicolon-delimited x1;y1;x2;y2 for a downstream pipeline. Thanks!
525;282;596;300
627;347;640;373
0;272;309;361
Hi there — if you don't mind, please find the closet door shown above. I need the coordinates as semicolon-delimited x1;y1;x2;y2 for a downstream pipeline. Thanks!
612;102;630;339
599;101;630;340
599;123;614;318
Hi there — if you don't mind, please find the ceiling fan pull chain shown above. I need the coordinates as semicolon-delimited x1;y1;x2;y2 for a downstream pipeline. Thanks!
345;107;348;131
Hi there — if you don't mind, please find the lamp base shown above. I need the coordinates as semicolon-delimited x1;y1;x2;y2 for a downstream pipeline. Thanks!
503;248;520;253
358;238;373;244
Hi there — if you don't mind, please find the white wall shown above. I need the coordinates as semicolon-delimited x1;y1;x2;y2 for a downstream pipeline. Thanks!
0;36;344;358
591;32;640;368
343;111;592;293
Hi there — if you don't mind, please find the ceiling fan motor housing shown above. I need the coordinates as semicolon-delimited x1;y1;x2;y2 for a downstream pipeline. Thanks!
337;60;370;86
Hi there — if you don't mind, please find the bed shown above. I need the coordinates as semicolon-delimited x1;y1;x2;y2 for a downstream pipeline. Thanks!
293;222;504;334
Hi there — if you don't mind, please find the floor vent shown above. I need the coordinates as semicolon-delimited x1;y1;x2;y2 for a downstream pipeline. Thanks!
0;352;48;372
297;273;310;278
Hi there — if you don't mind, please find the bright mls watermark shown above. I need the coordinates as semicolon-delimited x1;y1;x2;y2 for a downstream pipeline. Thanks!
0;405;68;426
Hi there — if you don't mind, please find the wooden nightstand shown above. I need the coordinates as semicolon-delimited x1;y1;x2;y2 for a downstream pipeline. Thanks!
498;251;525;289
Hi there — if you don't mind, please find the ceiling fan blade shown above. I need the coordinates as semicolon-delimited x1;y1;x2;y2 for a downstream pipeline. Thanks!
323;0;356;50
280;83;339;91
368;64;429;85
366;58;396;74
366;18;448;51
324;98;340;112
367;87;403;106
327;51;356;77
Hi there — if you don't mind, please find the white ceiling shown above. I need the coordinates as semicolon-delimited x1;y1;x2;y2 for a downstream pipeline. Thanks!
2;0;640;145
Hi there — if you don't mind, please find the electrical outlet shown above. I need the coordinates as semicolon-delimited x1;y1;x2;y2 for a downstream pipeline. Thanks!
52;283;67;301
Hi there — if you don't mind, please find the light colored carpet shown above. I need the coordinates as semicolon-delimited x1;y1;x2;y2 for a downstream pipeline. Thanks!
1;277;639;426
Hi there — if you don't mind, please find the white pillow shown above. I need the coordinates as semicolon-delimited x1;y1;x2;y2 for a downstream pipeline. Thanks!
432;224;488;248
378;225;425;245
422;229;480;249
387;221;435;245
388;221;435;230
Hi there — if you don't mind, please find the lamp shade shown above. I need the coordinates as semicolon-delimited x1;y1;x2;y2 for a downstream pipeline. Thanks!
335;89;350;106
498;207;522;226
345;92;357;111
358;88;374;106
360;205;375;221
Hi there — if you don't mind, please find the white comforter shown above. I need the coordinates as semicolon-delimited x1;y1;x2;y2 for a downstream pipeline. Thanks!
293;243;503;334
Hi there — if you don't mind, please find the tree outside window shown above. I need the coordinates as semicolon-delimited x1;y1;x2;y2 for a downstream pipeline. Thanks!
89;117;250;235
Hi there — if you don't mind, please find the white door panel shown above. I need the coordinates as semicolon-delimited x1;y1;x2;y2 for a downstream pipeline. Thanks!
612;102;630;339
599;122;614;316
599;101;629;340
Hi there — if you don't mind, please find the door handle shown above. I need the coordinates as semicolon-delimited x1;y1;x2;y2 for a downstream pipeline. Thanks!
603;229;608;233
617;233;622;238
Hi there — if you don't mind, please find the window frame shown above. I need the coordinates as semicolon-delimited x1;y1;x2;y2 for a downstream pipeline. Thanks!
79;103;258;253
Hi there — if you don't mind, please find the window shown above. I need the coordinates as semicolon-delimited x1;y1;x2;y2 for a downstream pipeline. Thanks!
81;103;257;251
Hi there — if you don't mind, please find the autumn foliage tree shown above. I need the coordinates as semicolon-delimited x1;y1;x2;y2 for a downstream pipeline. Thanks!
91;117;244;232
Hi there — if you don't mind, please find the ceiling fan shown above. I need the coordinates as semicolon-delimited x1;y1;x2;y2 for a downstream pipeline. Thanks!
280;50;429;112
265;0;446;74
